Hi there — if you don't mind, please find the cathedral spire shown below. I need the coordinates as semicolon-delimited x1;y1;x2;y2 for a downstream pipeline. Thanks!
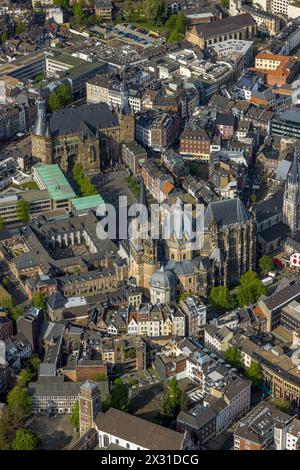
289;150;300;184
32;87;51;137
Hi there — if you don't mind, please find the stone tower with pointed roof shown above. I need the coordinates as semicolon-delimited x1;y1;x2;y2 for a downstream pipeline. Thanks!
129;176;160;290
79;380;101;436
283;151;300;235
31;89;53;164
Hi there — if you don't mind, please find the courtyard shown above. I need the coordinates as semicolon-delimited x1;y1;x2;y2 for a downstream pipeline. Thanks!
26;415;76;450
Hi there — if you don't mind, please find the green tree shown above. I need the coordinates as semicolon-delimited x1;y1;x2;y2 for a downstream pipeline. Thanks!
0;405;18;450
1;32;8;43
11;306;23;323
12;428;41;450
73;1;85;18
34;74;45;83
73;162;85;183
15;22;27;36
141;0;167;26
53;0;69;10
17;369;33;387
0;215;5;230
245;361;262;388
209;286;235;310
72;163;97;196
32;291;45;310
167;31;184;43
180;392;189;412
7;386;33;418
48;84;72;112
224;347;241;369
271;398;291;413
221;0;229;7
27;355;40;376
259;255;274;273
34;1;42;10
1;277;9;286
165;12;187;40
108;378;130;412
161;378;183;418
237;270;267;307
69;401;79;429
94;372;107;381
16;199;30;223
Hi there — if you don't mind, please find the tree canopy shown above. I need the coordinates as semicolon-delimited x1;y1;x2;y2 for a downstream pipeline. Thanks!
102;379;130;412
72;163;97;196
237;270;267;307
161;378;188;418
10;306;23;323
12;428;41;450
259;255;274;273
224;347;241;369
271;398;291;413
209;285;235;310
15;22;27;36
17;369;33;388
69;401;80;429
53;0;69;10
0;32;8;43
73;1;85;18
16;199;30;223
245;361;262;388
48;84;73;112
7;386;33;419
32;291;46;310
164;13;187;42
141;0;167;26
0;216;5;230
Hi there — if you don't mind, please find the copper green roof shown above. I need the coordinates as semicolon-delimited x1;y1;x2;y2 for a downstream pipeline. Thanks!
72;195;105;213
33;164;76;201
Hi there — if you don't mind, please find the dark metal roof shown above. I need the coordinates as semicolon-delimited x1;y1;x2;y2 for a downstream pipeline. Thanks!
194;13;256;39
204;197;251;229
49;103;119;137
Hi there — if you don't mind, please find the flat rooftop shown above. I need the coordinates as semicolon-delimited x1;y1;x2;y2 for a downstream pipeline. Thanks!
72;194;105;213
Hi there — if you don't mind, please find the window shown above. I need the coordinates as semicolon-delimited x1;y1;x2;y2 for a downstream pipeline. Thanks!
126;443;130;449
103;434;110;448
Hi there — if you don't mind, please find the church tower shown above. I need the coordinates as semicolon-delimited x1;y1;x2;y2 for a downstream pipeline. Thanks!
129;177;160;290
79;380;101;436
31;88;52;164
283;151;300;235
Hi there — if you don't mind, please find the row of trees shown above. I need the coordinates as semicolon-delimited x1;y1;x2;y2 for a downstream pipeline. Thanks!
208;265;272;311
72;163;98;197
0;372;40;450
123;0;187;42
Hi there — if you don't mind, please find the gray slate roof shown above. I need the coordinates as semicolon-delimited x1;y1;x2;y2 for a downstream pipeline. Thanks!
49;103;119;137
204;197;251;229
94;408;185;450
